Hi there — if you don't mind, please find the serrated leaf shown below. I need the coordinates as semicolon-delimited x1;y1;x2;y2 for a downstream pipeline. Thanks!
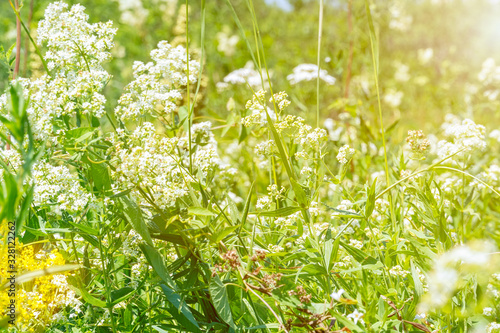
209;275;235;329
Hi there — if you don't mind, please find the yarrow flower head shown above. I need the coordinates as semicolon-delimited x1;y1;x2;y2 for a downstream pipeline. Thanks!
220;61;269;90
242;90;276;127
287;64;336;85
115;41;200;121
406;130;430;158
336;144;355;164
437;118;486;159
38;1;117;71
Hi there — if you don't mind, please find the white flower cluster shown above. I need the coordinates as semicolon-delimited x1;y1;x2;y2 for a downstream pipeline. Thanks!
38;1;116;71
115;41;200;121
0;2;115;142
109;121;231;209
418;48;434;65
32;160;92;215
437;118;486;159
478;58;500;101
487;322;500;333
242;90;276;127
479;58;500;86
109;123;188;209
220;64;268;90
384;89;403;108
336;144;355;164
20;70;109;141
287;64;336;85
0;148;22;180
216;26;239;57
472;165;500;190
389;3;412;31
420;242;497;311
114;0;149;27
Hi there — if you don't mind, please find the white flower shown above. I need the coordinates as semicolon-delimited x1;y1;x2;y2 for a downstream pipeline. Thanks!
222;61;268;89
330;289;344;301
487;322;500;333
336;145;355;164
216;26;239;57
418;48;434;65
484;307;495;317
287;64;336;85
38;1;116;70
414;313;427;320
384;89;403;108
437;119;486;159
115;41;199;121
346;309;364;325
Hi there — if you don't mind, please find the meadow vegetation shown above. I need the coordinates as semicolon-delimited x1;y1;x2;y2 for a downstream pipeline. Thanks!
1;0;500;332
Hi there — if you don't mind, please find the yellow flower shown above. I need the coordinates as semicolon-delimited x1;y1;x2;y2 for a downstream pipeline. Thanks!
0;225;80;332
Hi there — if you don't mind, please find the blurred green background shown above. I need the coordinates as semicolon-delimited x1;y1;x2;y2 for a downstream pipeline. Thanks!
2;0;500;137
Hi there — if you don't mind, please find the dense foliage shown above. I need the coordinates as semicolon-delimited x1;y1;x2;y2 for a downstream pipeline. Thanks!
1;0;500;332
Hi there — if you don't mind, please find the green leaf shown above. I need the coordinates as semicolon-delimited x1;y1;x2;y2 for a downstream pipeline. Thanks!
69;221;99;236
139;243;177;290
7;264;80;287
341;241;378;265
240;182;254;227
120;196;153;246
324;204;364;219
290;178;308;208
365;178;376;218
110;287;135;306
188;207;216;216
209;275;235;329
90;162;111;191
410;260;424;297
246;324;280;330
65;127;94;140
160;285;201;333
252;206;300;217
16;185;34;236
365;0;379;74
212;225;239;243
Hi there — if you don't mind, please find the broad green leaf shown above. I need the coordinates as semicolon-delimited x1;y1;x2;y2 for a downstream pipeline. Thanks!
365;178;376;218
209;275;235;329
90;162;111;191
120;196;153;246
410;260;424;297
213;225;239;243
160;285;201;332
65;127;94;140
341;241;378;265
139;243;177;290
188;207;216;216
252;206;300;217
110;287;135;306
69;221;99;236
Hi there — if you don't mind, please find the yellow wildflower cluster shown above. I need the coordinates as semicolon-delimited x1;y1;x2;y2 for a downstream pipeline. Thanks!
0;234;81;332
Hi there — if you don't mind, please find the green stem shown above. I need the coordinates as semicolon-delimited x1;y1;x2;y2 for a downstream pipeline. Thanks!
8;0;50;76
316;0;324;128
